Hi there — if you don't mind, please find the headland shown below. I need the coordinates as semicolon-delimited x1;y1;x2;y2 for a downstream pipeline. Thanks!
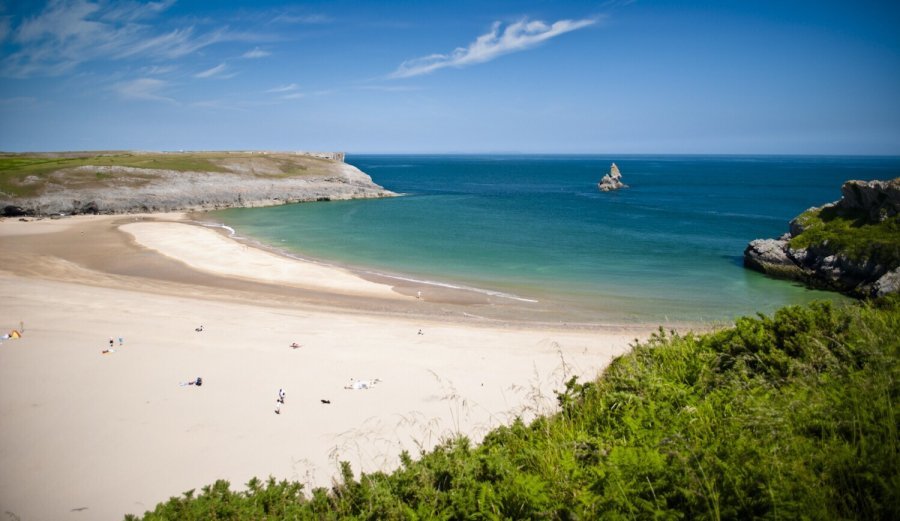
0;150;394;216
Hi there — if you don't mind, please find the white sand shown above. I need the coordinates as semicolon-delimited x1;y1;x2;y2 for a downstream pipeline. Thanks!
121;222;403;299
0;215;651;520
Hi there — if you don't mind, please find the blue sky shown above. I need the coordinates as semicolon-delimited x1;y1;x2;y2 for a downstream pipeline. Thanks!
1;0;899;154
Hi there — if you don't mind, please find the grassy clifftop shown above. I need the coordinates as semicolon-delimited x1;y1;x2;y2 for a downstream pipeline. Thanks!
790;204;900;270
745;178;900;297
0;151;393;215
130;295;899;520
0;151;340;198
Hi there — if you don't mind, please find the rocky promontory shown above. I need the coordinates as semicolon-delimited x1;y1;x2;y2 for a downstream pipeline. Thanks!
744;178;900;297
0;151;395;216
598;163;627;192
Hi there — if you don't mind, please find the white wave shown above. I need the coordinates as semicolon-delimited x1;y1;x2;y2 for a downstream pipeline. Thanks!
192;219;538;303
362;271;539;303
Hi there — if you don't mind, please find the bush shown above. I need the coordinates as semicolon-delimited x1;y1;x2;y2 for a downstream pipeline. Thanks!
132;296;900;520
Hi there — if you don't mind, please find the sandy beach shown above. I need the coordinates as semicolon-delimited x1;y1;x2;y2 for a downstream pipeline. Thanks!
0;213;655;520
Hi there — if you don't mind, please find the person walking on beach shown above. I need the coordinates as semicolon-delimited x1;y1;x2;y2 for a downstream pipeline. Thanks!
277;388;286;404
109;338;114;349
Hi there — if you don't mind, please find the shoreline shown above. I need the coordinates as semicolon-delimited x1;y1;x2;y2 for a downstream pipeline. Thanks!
0;213;665;520
191;210;716;328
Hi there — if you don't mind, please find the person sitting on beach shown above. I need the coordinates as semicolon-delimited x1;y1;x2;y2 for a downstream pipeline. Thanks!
195;325;204;332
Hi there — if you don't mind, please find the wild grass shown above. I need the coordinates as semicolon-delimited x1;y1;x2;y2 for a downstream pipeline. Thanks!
790;205;900;269
129;295;899;520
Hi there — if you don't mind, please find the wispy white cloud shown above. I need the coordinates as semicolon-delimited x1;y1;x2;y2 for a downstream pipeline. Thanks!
270;12;330;25
110;26;238;60
357;85;422;93
391;17;597;79
242;47;270;59
98;0;176;24
0;0;251;78
266;83;298;93
0;15;12;42
194;62;229;78
281;92;305;100
188;98;249;112
140;64;177;75
0;96;38;106
112;77;174;102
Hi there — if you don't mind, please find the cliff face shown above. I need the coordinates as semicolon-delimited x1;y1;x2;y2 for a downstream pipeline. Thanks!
744;178;900;297
0;152;395;216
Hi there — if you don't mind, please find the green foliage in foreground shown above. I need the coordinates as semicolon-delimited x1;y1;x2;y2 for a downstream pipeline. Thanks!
130;296;899;520
789;202;900;269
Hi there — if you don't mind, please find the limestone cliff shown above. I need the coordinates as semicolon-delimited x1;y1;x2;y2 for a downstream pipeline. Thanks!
744;178;900;297
0;151;395;216
598;163;627;192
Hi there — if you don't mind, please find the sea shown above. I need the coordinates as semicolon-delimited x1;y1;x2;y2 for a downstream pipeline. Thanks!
211;155;900;324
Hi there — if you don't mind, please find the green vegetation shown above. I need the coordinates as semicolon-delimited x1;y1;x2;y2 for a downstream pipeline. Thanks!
0;152;336;198
790;204;900;270
130;295;899;520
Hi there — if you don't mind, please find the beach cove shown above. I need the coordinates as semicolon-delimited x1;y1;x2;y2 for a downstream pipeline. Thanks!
0;214;649;520
213;155;890;323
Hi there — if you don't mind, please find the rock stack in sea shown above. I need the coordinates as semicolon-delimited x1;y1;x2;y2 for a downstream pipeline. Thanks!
743;178;900;297
598;163;627;192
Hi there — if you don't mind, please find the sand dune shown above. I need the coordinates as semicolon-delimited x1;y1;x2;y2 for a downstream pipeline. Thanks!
0;214;650;520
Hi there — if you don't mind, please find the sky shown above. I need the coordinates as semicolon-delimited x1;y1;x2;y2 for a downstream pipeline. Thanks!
1;0;899;154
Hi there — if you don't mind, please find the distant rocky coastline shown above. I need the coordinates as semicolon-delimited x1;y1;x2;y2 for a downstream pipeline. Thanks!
598;163;627;192
0;152;395;217
744;178;900;297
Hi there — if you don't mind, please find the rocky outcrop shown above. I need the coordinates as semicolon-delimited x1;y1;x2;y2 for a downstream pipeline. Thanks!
0;161;395;216
598;163;627;192
743;178;900;298
836;179;900;221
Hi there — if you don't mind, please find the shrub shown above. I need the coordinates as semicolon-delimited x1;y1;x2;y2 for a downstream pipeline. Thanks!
132;296;899;520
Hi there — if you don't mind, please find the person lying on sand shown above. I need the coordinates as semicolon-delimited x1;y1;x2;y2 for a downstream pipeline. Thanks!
180;377;202;386
344;378;381;390
290;342;301;349
101;348;115;354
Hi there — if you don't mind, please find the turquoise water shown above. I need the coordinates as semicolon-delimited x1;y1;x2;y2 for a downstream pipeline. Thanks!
213;155;899;322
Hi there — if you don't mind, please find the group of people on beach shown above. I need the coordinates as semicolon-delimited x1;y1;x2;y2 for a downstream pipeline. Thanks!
101;336;123;354
105;324;380;413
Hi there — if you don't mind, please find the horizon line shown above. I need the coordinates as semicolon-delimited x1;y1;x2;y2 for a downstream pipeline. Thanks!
3;149;899;158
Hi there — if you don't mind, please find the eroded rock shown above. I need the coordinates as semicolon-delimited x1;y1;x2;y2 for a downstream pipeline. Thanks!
598;163;627;192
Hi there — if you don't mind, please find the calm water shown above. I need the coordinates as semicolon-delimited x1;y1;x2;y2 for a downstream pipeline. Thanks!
213;155;899;322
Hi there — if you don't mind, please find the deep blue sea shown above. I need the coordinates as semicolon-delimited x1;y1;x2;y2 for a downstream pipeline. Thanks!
212;155;900;323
